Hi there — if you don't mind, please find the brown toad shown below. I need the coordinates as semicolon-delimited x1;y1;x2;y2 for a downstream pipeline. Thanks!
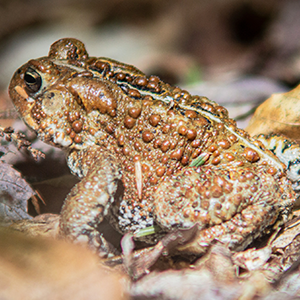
8;38;297;257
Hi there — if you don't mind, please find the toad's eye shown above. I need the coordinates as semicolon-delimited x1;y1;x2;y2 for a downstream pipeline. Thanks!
24;68;42;93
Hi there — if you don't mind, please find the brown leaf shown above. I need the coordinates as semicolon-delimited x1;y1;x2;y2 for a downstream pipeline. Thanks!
120;226;199;279
272;211;300;250
130;244;269;300
230;211;300;283
0;227;127;300
261;212;300;282
232;246;272;272
275;260;300;296
9;213;60;238
0;161;34;224
0;145;9;157
246;85;300;141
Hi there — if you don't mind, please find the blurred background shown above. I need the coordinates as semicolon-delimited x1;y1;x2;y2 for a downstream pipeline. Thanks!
1;0;300;215
1;0;300;126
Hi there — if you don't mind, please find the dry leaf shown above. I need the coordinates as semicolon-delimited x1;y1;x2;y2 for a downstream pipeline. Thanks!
232;246;272;273
0;144;9;157
0;161;34;224
275;259;300;296
9;213;60;238
271;211;300;250
231;211;300;283
0;227;128;300
130;244;269;300
246;85;300;141
118;226;198;279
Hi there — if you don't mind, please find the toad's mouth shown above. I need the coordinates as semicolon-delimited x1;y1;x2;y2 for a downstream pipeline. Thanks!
13;85;40;131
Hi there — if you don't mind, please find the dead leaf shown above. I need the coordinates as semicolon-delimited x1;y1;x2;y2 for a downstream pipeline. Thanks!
263;233;300;283
0;161;34;224
130;244;257;300
246;84;300;141
0;227;127;300
119;226;199;279
274;260;300;297
9;213;60;238
230;211;300;283
0;144;9;157
232;246;272;272
272;211;300;250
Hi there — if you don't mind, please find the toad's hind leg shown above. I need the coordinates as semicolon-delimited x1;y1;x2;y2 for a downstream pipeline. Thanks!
154;165;295;255
59;150;123;257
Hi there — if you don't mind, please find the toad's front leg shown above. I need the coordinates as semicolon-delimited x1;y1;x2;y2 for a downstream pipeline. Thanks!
59;148;123;257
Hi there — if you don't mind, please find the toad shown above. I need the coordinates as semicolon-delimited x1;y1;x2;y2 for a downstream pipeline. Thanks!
9;38;297;257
